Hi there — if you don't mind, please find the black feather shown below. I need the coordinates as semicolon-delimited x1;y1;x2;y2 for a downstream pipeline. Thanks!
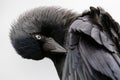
62;7;120;80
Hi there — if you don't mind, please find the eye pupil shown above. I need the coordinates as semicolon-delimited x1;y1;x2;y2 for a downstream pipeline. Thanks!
35;35;41;40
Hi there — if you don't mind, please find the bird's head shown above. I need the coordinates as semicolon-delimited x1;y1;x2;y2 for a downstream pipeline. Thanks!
10;7;78;60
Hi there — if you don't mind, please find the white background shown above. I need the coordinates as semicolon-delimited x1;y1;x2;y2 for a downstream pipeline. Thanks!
0;0;120;80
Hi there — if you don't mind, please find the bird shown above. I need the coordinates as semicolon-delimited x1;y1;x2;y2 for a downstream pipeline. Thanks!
10;6;120;80
10;6;79;79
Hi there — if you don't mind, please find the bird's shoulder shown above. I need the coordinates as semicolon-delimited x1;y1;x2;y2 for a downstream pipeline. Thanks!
69;16;117;53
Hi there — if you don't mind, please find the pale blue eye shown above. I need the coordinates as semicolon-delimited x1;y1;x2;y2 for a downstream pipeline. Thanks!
35;35;42;40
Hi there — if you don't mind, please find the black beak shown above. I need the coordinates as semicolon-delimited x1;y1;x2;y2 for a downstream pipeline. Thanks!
43;37;66;53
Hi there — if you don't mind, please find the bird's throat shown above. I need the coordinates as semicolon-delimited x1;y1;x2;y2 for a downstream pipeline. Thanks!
48;54;66;79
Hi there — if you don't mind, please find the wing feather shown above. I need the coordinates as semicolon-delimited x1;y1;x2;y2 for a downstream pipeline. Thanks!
62;18;120;80
69;18;117;53
78;35;120;79
91;26;102;45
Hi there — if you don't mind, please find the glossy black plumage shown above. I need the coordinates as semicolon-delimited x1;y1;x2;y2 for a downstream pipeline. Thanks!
62;7;120;80
10;6;120;80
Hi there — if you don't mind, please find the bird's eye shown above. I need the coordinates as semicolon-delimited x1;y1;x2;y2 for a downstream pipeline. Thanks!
31;33;46;41
35;34;42;40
